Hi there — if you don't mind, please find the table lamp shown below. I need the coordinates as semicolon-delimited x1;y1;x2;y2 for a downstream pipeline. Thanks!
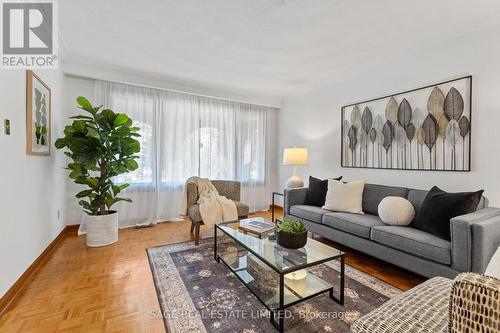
282;147;308;188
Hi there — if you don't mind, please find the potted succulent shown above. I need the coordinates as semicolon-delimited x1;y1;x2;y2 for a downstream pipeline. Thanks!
275;217;308;249
55;97;141;247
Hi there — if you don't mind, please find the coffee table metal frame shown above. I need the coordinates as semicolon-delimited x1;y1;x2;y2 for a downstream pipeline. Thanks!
214;221;345;332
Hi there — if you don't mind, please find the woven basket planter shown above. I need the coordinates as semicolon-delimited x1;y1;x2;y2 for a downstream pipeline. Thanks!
85;211;118;247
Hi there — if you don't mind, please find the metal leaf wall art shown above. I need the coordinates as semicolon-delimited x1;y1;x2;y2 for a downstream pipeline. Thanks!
427;86;445;120
343;120;351;165
458;116;470;169
437;115;449;169
444;87;464;121
446;120;460;170
369;128;377;167
405;123;416;167
348;126;357;165
341;76;471;171
422;114;438;169
382;121;394;167
351;106;362;129
397;98;412;127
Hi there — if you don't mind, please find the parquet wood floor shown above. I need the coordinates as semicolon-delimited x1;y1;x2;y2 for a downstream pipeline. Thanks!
0;208;424;332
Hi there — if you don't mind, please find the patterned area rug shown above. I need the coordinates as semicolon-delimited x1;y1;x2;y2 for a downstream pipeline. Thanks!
147;238;401;333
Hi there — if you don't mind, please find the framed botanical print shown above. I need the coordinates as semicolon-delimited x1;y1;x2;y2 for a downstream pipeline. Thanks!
26;70;51;155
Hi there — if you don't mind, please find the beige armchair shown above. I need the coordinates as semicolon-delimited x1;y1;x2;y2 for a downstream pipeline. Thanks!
187;180;249;245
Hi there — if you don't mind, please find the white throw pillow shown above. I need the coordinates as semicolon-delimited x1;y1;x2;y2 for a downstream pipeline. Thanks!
322;179;366;214
485;246;500;279
378;196;415;226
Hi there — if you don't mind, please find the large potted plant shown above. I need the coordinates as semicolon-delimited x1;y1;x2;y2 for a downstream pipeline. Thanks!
55;97;140;247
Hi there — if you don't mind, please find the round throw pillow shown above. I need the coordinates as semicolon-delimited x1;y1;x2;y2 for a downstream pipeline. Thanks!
378;197;415;226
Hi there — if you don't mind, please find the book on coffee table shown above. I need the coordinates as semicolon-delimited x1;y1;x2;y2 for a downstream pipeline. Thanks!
238;217;275;237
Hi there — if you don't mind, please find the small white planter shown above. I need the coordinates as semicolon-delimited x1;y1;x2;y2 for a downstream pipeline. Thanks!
85;211;119;247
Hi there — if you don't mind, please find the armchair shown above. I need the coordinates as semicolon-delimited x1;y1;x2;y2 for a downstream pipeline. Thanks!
187;180;249;245
351;272;500;333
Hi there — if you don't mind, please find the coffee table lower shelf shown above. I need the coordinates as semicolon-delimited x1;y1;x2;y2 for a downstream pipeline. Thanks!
215;249;345;332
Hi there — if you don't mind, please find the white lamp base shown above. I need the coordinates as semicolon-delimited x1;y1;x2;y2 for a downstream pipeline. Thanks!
286;174;304;188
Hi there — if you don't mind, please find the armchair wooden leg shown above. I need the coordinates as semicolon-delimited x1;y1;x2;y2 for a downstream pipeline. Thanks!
195;222;200;245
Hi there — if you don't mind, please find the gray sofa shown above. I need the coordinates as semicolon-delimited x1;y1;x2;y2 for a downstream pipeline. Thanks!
284;183;500;278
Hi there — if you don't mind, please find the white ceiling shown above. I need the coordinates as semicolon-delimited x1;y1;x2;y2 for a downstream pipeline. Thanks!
60;0;500;101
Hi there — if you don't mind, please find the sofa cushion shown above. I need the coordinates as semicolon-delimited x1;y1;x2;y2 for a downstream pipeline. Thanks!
378;197;415;226
411;186;484;241
323;179;366;214
289;205;328;223
322;212;385;239
403;188;488;216
371;226;451;265
304;175;342;207
362;184;409;215
407;189;428;215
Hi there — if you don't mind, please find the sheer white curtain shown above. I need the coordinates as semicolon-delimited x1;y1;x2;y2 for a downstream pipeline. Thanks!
94;80;278;227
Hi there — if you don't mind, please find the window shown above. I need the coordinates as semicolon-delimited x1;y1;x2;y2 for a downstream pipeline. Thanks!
95;79;277;223
107;87;268;187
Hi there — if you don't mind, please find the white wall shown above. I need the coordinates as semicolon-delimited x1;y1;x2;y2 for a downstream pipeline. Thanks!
0;68;66;297
279;25;500;206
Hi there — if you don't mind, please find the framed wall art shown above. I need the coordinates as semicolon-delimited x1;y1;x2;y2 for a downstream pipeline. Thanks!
341;76;472;171
26;70;51;155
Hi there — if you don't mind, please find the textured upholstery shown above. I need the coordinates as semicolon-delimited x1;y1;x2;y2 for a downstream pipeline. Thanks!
407;189;428;215
450;207;500;272
449;273;500;333
371;226;451;265
211;180;241;202
408;188;488;217
186;182;199;209
304;220;461;278
289;205;328;223
485;246;500;278
377;197;415;226
322;213;385;239
351;276;452;333
187;180;241;205
189;201;249;222
284;187;308;215
285;182;499;278
186;180;247;222
478;196;488;210
352;273;500;333
362;184;408;215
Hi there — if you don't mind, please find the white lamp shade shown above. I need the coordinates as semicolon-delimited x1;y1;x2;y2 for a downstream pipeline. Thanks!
282;147;308;166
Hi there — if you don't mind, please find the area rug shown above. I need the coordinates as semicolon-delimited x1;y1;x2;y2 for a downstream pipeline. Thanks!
147;238;401;333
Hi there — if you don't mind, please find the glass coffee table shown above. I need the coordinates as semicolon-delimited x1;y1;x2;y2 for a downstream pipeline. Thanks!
214;219;345;332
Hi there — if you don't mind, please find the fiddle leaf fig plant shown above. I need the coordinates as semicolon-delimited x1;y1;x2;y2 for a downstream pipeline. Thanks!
55;97;141;216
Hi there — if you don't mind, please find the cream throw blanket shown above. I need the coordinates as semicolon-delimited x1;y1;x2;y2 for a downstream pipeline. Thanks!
181;177;238;227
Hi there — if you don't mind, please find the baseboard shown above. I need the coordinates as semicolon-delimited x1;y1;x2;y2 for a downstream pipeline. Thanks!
0;224;78;316
65;224;79;232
